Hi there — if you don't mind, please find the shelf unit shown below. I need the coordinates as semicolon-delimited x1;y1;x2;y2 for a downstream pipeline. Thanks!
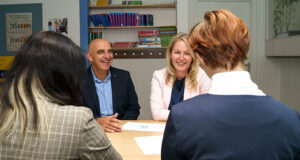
89;4;176;9
89;25;176;29
88;3;177;59
111;47;167;59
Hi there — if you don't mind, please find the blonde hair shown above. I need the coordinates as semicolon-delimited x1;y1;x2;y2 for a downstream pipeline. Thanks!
0;74;47;138
166;33;199;90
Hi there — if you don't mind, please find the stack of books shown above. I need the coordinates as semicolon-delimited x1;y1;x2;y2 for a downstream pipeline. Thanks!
137;29;162;47
112;41;137;48
88;32;102;44
159;27;177;47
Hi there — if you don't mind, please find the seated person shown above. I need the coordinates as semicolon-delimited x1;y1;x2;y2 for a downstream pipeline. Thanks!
162;9;300;160
0;31;122;159
83;39;141;133
150;33;211;121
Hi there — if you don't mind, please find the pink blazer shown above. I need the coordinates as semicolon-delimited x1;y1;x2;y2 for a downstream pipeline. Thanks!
150;67;211;121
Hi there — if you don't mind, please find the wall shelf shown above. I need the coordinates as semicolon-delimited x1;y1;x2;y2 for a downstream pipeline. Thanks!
89;25;176;29
265;35;300;57
89;2;176;59
112;47;166;59
89;4;176;9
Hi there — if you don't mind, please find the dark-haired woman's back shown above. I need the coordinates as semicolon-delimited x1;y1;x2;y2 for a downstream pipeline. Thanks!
0;102;121;159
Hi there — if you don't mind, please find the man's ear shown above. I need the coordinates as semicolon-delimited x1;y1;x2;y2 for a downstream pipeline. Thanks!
86;52;92;62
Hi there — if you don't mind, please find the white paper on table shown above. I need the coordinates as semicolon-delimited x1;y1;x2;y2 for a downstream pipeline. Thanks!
122;122;166;132
134;135;163;155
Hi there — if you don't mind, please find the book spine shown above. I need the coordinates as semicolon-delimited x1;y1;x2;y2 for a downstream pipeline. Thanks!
139;37;161;41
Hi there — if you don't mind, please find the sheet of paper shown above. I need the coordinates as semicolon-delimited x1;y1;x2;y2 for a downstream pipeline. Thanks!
122;122;166;132
134;136;163;155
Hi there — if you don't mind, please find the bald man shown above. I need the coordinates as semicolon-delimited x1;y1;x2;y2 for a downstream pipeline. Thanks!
83;39;140;133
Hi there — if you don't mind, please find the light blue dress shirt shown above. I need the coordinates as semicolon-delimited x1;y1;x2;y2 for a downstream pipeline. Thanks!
91;67;113;117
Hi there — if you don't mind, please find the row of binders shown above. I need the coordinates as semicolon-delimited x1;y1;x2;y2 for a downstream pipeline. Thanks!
89;13;153;27
88;32;102;44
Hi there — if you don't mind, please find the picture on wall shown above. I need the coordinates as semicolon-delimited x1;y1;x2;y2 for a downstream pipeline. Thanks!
48;18;68;35
6;12;32;52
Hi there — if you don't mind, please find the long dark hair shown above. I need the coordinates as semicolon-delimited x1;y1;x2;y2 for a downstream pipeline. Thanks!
0;31;86;136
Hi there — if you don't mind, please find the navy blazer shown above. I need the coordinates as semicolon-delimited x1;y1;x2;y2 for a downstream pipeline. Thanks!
162;94;300;160
82;66;140;120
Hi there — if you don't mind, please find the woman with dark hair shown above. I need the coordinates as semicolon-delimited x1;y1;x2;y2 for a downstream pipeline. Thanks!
0;31;122;159
162;9;300;160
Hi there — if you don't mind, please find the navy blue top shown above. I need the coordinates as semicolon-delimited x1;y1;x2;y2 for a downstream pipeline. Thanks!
162;94;300;160
168;78;185;110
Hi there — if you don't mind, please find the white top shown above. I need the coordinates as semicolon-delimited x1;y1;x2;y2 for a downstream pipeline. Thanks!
208;71;266;96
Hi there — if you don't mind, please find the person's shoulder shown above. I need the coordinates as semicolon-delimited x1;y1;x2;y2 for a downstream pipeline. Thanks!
85;66;93;77
265;96;300;117
49;104;93;120
153;67;167;76
110;66;130;75
170;95;213;129
87;65;92;71
172;94;211;112
197;67;208;77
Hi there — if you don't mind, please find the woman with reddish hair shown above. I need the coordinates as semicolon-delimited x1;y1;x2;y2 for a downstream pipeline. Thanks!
162;9;300;160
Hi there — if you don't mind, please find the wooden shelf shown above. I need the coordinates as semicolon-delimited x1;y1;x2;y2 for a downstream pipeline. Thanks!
89;4;176;9
111;47;167;59
266;35;300;57
89;25;176;29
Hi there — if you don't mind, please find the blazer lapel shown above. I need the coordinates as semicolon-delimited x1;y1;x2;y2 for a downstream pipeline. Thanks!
110;67;118;113
87;67;101;115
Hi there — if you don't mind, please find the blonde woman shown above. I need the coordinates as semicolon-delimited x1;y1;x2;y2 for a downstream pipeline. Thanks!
150;33;211;121
0;31;122;159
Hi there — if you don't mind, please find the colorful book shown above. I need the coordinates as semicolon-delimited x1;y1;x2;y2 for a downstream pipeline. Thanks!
139;37;161;41
122;1;142;5
113;41;137;48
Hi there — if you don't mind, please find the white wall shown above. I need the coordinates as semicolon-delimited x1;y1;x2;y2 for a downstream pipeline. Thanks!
0;0;81;46
254;0;282;99
113;59;166;120
280;59;300;113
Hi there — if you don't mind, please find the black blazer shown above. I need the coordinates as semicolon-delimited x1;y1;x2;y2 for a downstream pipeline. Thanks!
82;66;140;120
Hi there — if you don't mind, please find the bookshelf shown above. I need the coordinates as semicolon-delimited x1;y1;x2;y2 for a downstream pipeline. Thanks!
111;47;167;59
89;4;176;9
88;3;177;59
89;25;176;29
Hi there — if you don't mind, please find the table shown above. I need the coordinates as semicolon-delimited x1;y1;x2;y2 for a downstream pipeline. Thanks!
106;120;166;160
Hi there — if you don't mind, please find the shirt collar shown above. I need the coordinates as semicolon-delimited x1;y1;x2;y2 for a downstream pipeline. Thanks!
91;67;111;83
208;71;265;96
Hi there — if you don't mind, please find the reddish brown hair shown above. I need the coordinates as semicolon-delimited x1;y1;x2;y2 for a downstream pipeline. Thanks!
189;9;250;70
